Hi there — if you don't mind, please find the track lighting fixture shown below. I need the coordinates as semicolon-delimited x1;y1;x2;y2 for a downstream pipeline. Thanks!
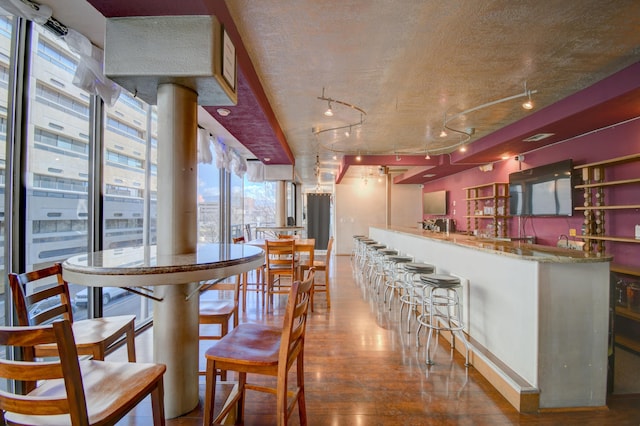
314;88;367;142
324;101;334;116
522;81;534;110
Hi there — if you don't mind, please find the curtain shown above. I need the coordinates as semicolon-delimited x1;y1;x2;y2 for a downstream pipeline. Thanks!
307;193;330;249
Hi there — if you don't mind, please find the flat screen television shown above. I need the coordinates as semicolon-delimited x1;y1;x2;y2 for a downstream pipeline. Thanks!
508;159;574;216
422;190;447;215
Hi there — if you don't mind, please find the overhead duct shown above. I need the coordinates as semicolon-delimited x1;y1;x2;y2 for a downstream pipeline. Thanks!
104;15;237;106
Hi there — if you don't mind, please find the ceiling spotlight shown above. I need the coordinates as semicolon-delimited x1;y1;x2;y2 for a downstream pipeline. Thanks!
522;81;534;110
459;145;467;153
216;108;230;117
355;153;362;161
332;154;337;160
324;101;333;117
345;125;351;137
395;154;401;161
439;129;448;138
425;150;431;160
264;157;271;162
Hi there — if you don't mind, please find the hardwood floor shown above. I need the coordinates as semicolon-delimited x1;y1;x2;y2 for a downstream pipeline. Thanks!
115;255;640;425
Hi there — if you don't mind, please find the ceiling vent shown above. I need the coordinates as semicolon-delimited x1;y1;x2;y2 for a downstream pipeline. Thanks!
522;133;555;142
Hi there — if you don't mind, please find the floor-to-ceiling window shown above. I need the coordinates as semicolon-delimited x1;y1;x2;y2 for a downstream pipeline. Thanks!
0;11;267;333
198;160;222;243
244;178;276;238
24;23;90;317
0;14;11;325
99;91;156;324
230;172;243;240
2;16;160;327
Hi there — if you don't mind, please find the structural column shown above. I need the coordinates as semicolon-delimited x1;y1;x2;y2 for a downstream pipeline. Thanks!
276;180;286;226
154;83;200;418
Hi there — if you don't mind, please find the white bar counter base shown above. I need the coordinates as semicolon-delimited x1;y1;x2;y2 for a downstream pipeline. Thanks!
369;225;611;413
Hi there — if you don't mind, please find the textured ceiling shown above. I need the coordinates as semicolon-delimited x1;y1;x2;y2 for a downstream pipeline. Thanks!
59;0;640;187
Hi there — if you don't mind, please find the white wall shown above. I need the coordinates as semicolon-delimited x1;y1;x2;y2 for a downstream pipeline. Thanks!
389;180;421;228
335;176;386;255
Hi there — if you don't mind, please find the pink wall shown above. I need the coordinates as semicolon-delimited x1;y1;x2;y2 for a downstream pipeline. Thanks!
422;117;640;268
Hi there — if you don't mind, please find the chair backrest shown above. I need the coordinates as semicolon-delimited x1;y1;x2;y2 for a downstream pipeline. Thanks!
265;239;297;276
8;262;74;327
200;274;241;307
0;319;89;422
325;236;334;266
278;268;315;372
233;236;245;244
277;234;295;239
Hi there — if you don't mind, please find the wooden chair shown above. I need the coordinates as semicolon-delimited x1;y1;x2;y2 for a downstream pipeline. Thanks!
300;236;333;311
8;263;137;362
199;274;241;379
277;234;296;239
233;236;265;310
0;319;166;425
203;268;315;426
264;239;298;311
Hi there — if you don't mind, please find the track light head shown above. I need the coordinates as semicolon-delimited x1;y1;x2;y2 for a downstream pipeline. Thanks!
324;101;333;116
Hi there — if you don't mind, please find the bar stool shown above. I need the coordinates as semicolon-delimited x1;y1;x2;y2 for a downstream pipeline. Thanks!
359;240;380;273
351;235;366;263
355;238;375;273
399;262;435;332
416;273;470;366
383;254;413;308
351;236;367;268
364;243;386;284
371;248;398;294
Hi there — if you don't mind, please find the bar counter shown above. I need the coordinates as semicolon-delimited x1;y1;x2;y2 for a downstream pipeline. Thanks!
369;225;611;413
379;225;610;263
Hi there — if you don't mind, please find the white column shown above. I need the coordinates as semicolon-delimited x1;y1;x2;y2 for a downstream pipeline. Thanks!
154;83;200;418
276;180;286;226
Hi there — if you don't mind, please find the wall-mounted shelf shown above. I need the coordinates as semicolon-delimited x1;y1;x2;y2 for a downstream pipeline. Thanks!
464;182;509;238
577;154;640;356
573;153;640;255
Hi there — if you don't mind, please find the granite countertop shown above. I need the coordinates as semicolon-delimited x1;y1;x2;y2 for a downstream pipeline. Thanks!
372;225;612;264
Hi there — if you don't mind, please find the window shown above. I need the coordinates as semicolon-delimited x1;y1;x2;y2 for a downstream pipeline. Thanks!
103;93;156;324
25;25;90;324
0;13;11;327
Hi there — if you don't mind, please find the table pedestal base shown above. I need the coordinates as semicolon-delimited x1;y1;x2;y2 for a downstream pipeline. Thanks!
154;283;200;418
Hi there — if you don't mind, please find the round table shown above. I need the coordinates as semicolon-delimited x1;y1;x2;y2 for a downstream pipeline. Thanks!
62;243;265;418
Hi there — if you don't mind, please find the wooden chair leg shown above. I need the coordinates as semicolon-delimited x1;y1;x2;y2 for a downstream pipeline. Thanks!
126;323;137;362
204;359;217;426
310;285;315;313
325;269;331;309
151;378;165;426
297;352;307;426
237;372;247;423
